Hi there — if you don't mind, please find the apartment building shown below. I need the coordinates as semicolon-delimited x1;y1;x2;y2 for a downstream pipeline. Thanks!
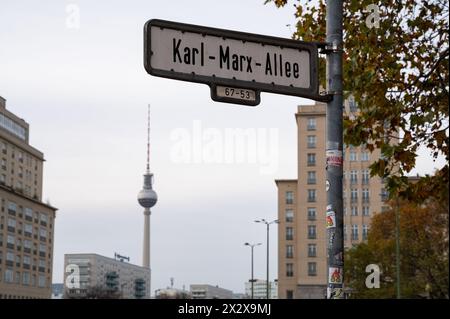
276;98;389;299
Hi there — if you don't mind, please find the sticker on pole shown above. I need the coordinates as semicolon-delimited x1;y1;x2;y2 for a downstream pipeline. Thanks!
329;267;343;284
326;210;336;229
327;287;344;299
326;150;343;167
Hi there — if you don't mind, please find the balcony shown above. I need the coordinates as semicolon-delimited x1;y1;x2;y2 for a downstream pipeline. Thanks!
308;234;316;240
350;197;358;204
307;143;316;149
362;178;369;185
362;198;370;204
307;215;316;221
307;161;316;167
307;179;316;185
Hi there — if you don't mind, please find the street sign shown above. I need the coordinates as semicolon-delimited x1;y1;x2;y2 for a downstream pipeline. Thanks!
144;19;328;105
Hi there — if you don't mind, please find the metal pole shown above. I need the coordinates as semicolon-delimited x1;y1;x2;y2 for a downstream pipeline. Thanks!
395;197;401;299
325;0;344;299
266;223;269;299
251;246;254;299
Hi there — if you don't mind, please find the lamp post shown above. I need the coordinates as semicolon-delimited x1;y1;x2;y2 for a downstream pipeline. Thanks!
254;219;278;299
245;242;261;299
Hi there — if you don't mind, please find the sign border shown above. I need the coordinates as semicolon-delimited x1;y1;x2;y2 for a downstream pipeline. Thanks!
144;19;330;103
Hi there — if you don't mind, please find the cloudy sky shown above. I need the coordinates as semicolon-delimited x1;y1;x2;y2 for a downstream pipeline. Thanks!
0;0;444;294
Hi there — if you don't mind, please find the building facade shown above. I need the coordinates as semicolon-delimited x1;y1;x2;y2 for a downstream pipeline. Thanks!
190;284;233;299
244;279;278;299
0;96;57;299
64;253;151;299
276;99;390;299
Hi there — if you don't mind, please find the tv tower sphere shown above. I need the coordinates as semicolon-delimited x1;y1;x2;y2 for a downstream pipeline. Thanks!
138;175;158;208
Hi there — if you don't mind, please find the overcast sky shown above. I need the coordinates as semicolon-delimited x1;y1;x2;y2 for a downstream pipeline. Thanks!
0;0;445;295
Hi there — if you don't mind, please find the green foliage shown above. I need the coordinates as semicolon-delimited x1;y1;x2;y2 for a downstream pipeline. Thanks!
345;187;449;299
265;0;449;201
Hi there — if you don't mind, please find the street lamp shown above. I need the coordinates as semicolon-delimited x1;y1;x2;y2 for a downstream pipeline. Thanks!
254;219;278;299
244;242;261;299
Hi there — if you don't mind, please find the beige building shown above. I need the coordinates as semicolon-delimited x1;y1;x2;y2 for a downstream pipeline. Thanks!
0;96;57;299
276;99;389;299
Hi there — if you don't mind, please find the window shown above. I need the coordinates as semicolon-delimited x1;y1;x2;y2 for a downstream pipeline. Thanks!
344;225;347;241
361;151;369;161
39;227;47;238
351;206;358;216
286;191;294;205
350;151;357;161
4;269;14;283
349;96;358;112
286;245;294;258
285;209;294;223
344;206;347;215
6;252;14;261
7;218;16;228
350;189;358;203
352;225;359;240
39;259;46;268
286;263;294;277
16;271;21;284
39;244;46;253
0;113;27;140
362;169;370;184
25;208;33;219
381;189;389;201
286;227;294;240
7;235;15;245
307;171;316;184
307;189;316;202
308;244;317;257
24;240;31;249
350;170;358;184
307;153;316;166
308;225;316;239
0;174;5;184
286;290;294;299
307;118;316;130
8;202;16;213
23;272;30;286
362;189;370;203
23;256;31;265
40;214;48;223
24;224;33;234
307;207;316;221
362;206;370;216
363;225;369;240
307;135;316;148
38;275;46;288
308;262;317;276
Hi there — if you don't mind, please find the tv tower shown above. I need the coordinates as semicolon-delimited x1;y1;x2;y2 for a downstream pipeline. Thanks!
137;105;158;292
